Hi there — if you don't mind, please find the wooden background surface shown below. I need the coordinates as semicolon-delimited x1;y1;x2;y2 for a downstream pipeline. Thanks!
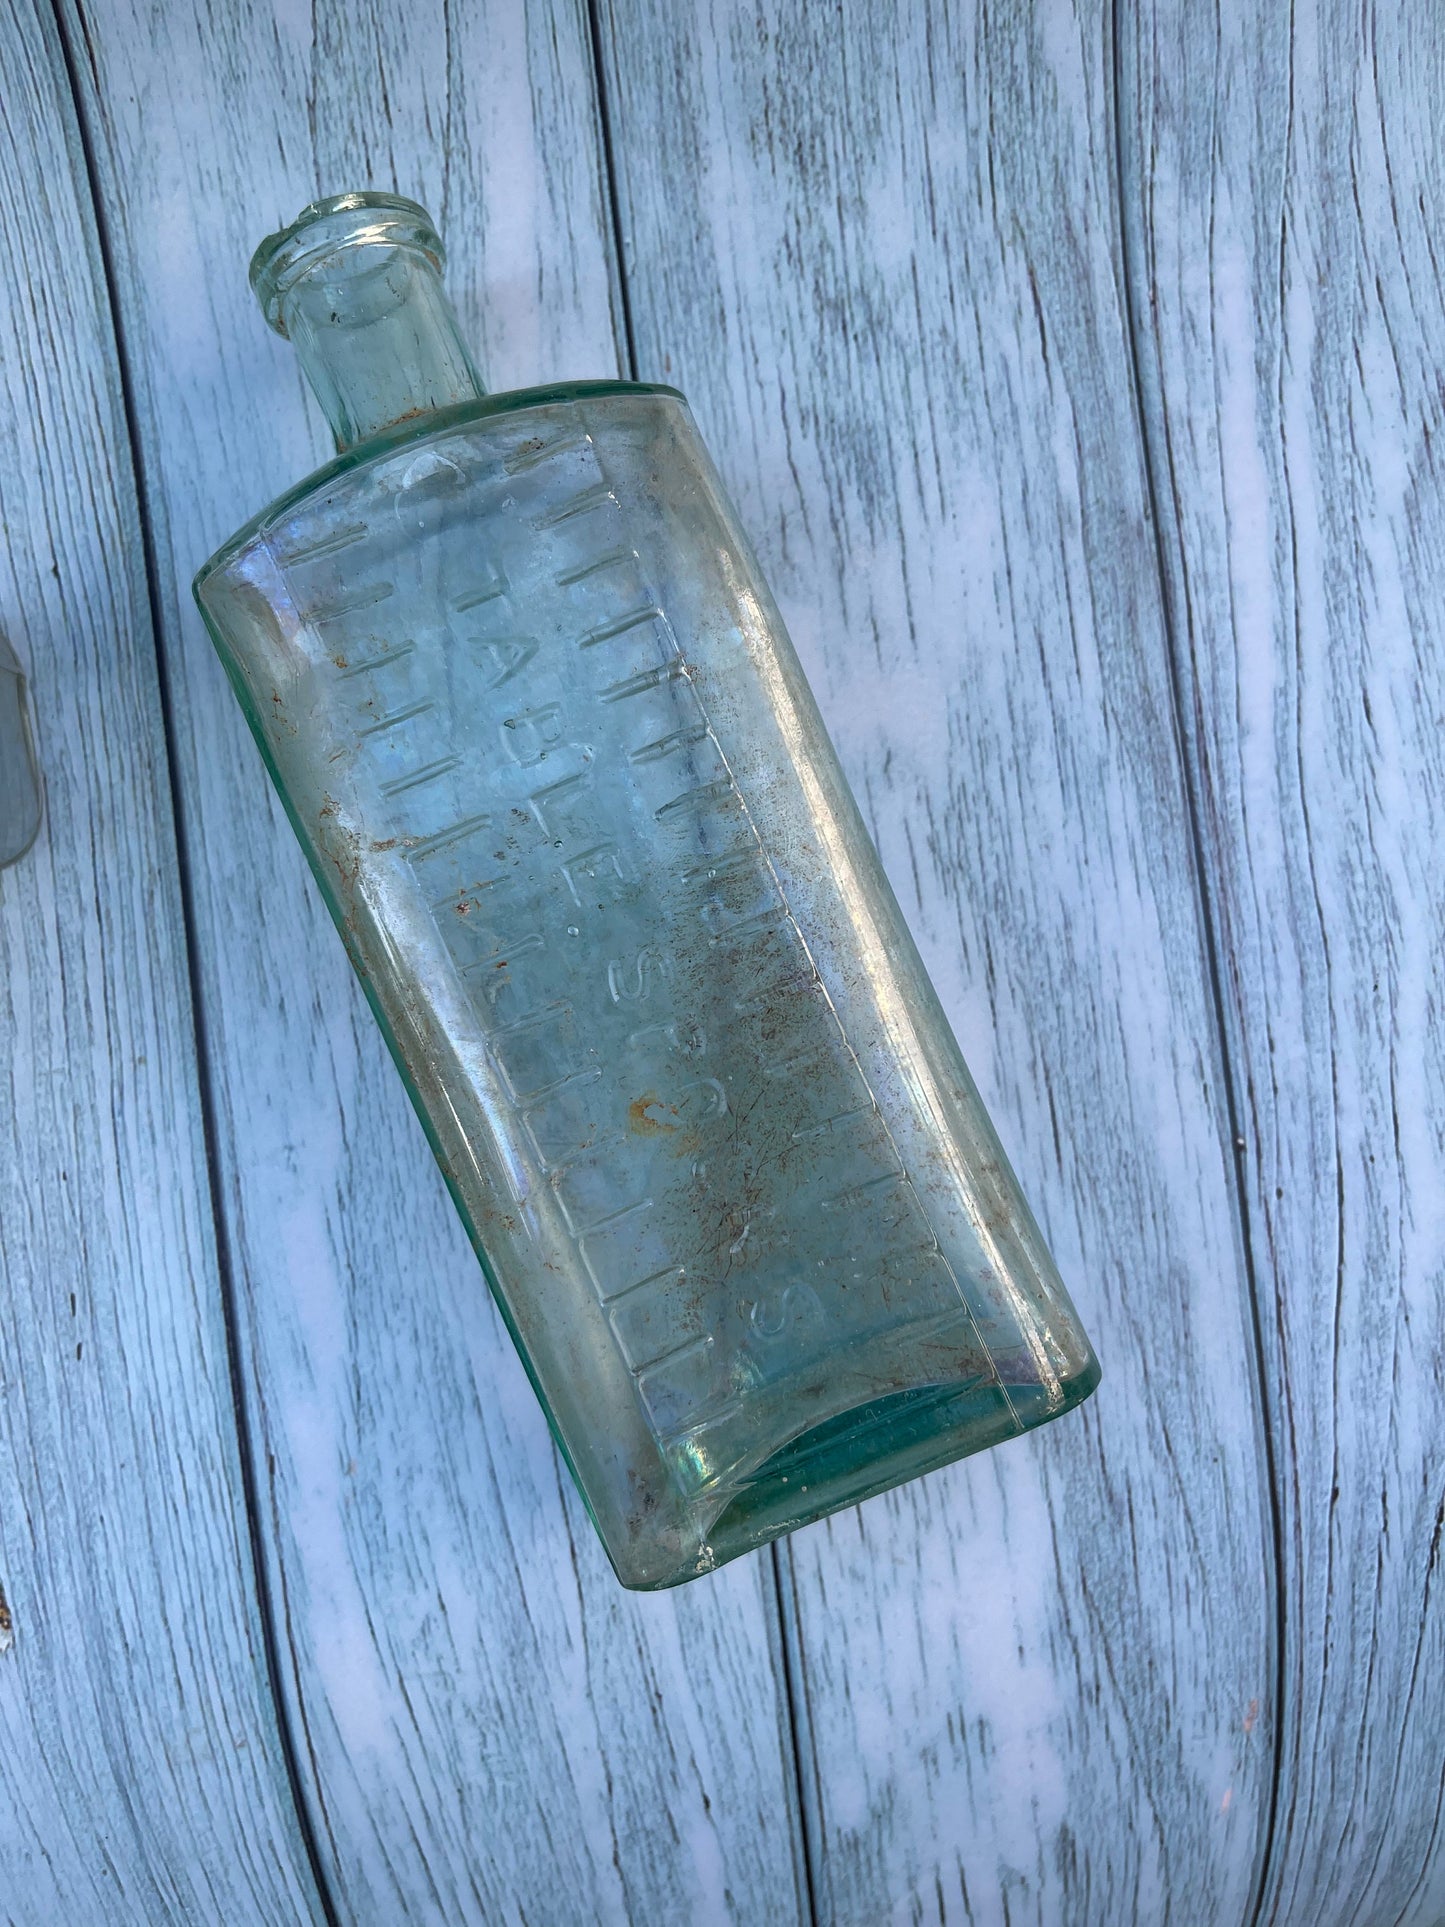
1;0;1441;1921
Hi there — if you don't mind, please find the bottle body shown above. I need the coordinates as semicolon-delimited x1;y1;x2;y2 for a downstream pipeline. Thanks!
197;382;1098;1587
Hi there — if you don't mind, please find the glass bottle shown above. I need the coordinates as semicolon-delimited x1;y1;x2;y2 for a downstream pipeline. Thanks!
195;192;1099;1589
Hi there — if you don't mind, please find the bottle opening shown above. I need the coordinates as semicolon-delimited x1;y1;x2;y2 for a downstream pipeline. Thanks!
250;192;445;337
251;190;484;450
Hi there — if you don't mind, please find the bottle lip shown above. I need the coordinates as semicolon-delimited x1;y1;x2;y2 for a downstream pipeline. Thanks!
249;191;445;336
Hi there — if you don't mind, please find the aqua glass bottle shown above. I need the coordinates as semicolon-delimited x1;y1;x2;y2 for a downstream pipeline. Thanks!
195;192;1099;1589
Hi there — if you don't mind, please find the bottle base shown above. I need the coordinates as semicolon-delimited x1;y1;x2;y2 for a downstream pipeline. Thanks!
620;1352;1101;1589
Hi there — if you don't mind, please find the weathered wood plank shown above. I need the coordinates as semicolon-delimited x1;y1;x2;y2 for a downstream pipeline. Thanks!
0;3;324;1919
600;1;1274;1919
1119;3;1445;1920
62;0;806;1919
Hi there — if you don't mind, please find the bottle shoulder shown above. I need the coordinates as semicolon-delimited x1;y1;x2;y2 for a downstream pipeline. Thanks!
194;379;688;596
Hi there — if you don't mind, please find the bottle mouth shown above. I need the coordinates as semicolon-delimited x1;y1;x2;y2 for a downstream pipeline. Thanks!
249;191;444;336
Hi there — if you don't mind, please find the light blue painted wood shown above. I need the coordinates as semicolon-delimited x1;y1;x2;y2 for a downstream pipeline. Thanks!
599;2;1275;1920
11;0;1444;1921
0;2;324;1919
63;1;807;1920
1119;3;1445;1920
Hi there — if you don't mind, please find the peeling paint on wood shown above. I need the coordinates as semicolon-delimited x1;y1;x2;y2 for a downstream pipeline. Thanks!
1118;2;1445;1920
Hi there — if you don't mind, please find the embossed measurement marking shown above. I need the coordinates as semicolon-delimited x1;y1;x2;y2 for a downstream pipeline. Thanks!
278;419;984;1490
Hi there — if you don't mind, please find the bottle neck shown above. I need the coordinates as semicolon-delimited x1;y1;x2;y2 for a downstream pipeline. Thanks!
251;194;485;452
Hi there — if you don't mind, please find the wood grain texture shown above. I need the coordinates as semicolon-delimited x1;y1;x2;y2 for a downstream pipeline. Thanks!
1119;3;1445;1921
600;1;1276;1920
62;0;806;1920
0;3;324;1919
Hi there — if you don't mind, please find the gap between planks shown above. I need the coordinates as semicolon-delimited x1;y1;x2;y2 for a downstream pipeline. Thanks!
1108;5;1286;1923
